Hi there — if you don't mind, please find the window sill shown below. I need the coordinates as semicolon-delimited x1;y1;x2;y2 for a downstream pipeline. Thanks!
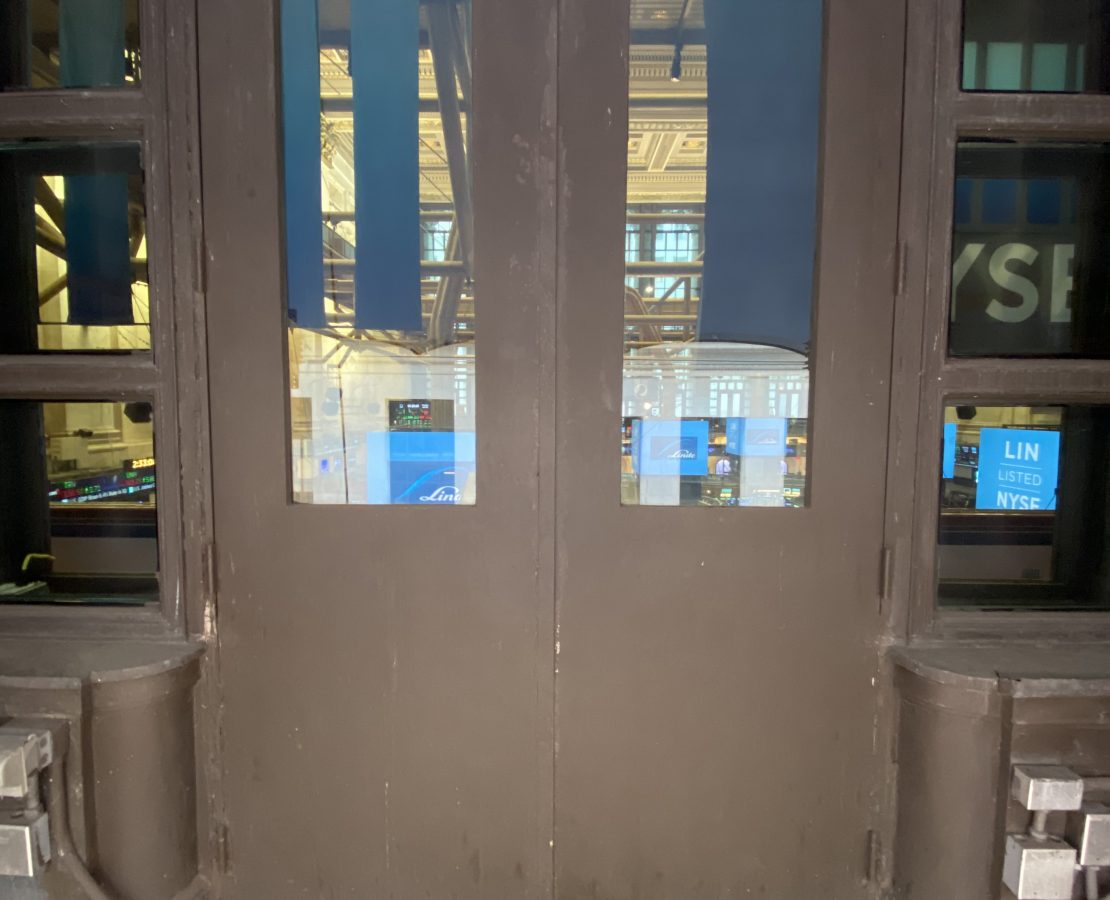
890;640;1110;699
0;602;184;642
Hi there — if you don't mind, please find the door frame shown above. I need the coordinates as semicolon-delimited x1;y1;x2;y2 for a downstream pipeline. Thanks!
194;0;908;895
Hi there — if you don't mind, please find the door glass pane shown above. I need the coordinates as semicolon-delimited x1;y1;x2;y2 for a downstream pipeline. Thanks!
0;400;158;607
281;0;475;505
0;139;150;353
950;141;1110;358
937;404;1110;610
962;0;1110;93
620;0;820;507
0;0;141;90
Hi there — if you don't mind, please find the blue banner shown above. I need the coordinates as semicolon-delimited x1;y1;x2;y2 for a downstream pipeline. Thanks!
942;423;957;479
699;0;823;353
725;417;787;458
280;0;326;328
351;0;423;331
386;431;475;505
976;428;1060;511
629;419;642;474
637;419;709;477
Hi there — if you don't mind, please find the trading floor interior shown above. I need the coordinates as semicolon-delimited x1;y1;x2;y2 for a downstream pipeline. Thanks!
1;0;1110;898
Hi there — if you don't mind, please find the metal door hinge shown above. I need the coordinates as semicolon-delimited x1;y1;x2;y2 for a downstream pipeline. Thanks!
866;829;884;884
879;546;894;612
214;820;230;874
202;542;217;603
893;241;908;299
194;235;208;296
201;542;218;638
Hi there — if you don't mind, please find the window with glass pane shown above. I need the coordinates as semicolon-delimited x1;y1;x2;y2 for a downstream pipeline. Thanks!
962;0;1110;93
937;404;1110;609
0;400;158;607
281;0;475;505
950;141;1110;358
0;140;150;353
0;0;141;90
620;0;820;507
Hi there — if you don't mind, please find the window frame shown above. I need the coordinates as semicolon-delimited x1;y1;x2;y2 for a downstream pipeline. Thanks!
887;0;1110;641
0;1;211;639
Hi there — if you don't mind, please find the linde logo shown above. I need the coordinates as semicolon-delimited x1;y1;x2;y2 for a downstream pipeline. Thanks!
953;241;1074;324
746;428;781;447
651;437;698;460
420;486;461;503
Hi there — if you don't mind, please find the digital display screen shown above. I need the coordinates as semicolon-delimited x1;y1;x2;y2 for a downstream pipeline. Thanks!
388;399;454;432
956;444;979;468
371;400;471;504
48;467;156;504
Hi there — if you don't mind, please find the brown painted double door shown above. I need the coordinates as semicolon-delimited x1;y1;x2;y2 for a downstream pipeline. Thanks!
199;0;905;896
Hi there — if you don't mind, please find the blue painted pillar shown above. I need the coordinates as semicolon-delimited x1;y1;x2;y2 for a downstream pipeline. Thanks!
59;0;126;86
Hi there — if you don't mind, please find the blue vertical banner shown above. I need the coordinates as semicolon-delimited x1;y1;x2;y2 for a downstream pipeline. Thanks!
60;0;134;326
351;0;423;332
629;419;643;474
280;0;326;329
698;0;823;353
942;423;957;479
725;418;743;455
976;428;1061;511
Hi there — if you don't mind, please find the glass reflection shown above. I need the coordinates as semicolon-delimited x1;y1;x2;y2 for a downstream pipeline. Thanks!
620;345;808;507
950;141;1110;358
621;0;821;507
281;0;475;504
0;140;149;353
0;0;141;91
962;0;1110;94
0;401;157;607
937;404;1110;609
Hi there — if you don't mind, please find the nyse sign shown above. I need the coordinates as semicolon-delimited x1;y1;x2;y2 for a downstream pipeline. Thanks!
952;238;1075;355
976;428;1060;511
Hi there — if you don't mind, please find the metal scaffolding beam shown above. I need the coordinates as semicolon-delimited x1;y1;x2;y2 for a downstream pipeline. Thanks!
322;210;704;225
426;0;474;273
322;258;703;277
322;259;702;276
320;94;709;117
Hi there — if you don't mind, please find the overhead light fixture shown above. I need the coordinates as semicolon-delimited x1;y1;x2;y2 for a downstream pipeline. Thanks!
670;45;683;82
670;0;691;82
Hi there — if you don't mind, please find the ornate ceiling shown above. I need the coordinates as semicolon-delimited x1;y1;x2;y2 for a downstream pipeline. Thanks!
318;0;707;208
